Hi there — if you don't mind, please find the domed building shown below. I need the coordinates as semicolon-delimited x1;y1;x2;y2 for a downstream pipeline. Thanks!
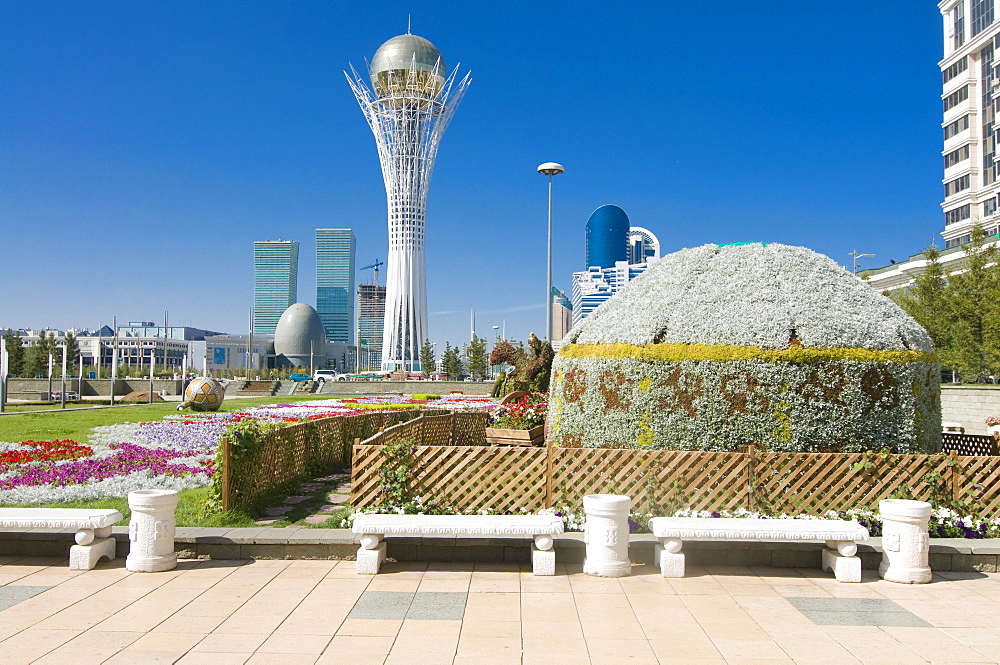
273;303;327;368
549;243;941;453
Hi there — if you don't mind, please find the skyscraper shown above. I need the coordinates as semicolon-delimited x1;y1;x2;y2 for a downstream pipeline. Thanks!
586;205;630;269
358;283;386;371
316;229;356;344
253;240;298;335
347;33;470;372
628;226;661;264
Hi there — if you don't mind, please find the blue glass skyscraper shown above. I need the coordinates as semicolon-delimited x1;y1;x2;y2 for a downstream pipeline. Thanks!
586;205;630;269
316;229;356;344
253;240;299;335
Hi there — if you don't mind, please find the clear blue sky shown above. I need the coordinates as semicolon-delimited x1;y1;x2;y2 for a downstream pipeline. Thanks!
1;1;945;349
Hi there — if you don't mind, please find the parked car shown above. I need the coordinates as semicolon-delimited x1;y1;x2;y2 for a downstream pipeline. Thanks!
288;373;312;382
313;370;345;382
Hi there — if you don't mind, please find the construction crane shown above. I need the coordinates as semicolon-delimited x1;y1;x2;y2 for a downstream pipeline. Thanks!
359;259;385;287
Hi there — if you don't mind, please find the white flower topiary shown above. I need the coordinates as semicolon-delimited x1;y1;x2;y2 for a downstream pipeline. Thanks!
551;243;941;453
567;243;932;353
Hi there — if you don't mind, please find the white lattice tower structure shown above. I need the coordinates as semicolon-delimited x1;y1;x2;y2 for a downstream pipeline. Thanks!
346;34;470;372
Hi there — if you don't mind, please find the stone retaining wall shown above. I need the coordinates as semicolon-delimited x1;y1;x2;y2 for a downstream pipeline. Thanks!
941;385;1000;435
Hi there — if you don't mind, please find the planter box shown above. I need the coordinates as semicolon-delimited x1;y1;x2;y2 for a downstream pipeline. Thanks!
485;425;545;447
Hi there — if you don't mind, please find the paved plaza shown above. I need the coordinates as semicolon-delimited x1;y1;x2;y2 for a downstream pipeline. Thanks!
0;556;996;664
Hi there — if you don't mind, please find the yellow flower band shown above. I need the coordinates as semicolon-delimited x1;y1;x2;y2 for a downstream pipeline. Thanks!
558;343;936;365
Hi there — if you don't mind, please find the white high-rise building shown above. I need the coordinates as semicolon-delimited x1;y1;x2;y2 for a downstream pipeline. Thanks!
862;2;999;291
940;0;1000;248
346;34;470;372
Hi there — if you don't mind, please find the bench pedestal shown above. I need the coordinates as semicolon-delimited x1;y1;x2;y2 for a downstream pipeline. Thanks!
531;536;556;576
653;538;685;577
356;536;387;575
821;546;862;583
68;526;116;570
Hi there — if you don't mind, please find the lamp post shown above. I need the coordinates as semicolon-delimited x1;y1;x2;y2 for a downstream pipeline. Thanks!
849;250;875;275
491;325;500;378
538;162;565;343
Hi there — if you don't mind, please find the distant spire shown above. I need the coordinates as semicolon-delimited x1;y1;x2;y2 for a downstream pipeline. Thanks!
407;14;411;34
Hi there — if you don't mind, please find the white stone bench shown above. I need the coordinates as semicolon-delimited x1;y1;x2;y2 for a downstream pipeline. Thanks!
648;517;870;583
0;508;123;570
352;514;565;575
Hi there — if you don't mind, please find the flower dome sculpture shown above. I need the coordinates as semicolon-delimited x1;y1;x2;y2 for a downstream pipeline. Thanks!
549;243;941;453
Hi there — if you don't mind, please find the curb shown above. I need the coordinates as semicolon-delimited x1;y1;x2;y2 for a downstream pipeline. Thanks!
0;528;997;573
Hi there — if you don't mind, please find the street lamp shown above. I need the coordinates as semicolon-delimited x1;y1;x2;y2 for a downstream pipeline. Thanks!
849;250;875;275
490;325;500;378
538;162;564;343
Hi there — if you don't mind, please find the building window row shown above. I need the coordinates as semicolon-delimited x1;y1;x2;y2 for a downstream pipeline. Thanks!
972;0;995;37
944;114;971;139
955;2;967;48
945;174;972;197
943;56;969;84
944;85;970;112
945;204;972;226
946;225;1000;248
945;144;972;168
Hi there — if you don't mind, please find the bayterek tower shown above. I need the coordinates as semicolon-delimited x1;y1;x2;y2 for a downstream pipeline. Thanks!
347;33;470;372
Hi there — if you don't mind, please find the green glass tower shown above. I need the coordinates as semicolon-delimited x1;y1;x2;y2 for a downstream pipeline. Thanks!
253;240;299;336
316;229;356;344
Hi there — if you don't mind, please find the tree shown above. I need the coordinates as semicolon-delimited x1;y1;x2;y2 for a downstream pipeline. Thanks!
441;342;464;380
23;332;56;378
419;340;436;377
465;335;488;381
63;332;79;370
897;244;956;367
897;225;1000;382
944;223;1000;380
2;330;25;377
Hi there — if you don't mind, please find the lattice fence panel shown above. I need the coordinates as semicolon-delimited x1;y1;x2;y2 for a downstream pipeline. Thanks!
450;411;488;446
954;455;1000;516
417;414;454;445
942;433;998;456
550;449;750;514
413;446;548;511
350;445;549;511
752;453;945;514
351;444;386;508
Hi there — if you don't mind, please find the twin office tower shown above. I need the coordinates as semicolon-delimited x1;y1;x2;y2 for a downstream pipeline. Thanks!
253;230;374;350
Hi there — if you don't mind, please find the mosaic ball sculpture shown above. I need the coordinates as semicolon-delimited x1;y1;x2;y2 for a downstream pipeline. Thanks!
549;243;941;454
179;377;226;412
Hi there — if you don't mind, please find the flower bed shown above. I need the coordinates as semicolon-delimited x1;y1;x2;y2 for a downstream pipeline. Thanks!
0;396;501;505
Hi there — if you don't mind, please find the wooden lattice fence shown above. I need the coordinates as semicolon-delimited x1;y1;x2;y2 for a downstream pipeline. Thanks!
351;445;1000;517
358;411;489;447
219;410;422;510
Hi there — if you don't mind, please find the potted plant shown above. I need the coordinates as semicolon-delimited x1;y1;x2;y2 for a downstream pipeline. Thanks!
985;416;1000;438
486;393;547;446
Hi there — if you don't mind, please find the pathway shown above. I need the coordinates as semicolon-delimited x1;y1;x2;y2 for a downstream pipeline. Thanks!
0;557;996;663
